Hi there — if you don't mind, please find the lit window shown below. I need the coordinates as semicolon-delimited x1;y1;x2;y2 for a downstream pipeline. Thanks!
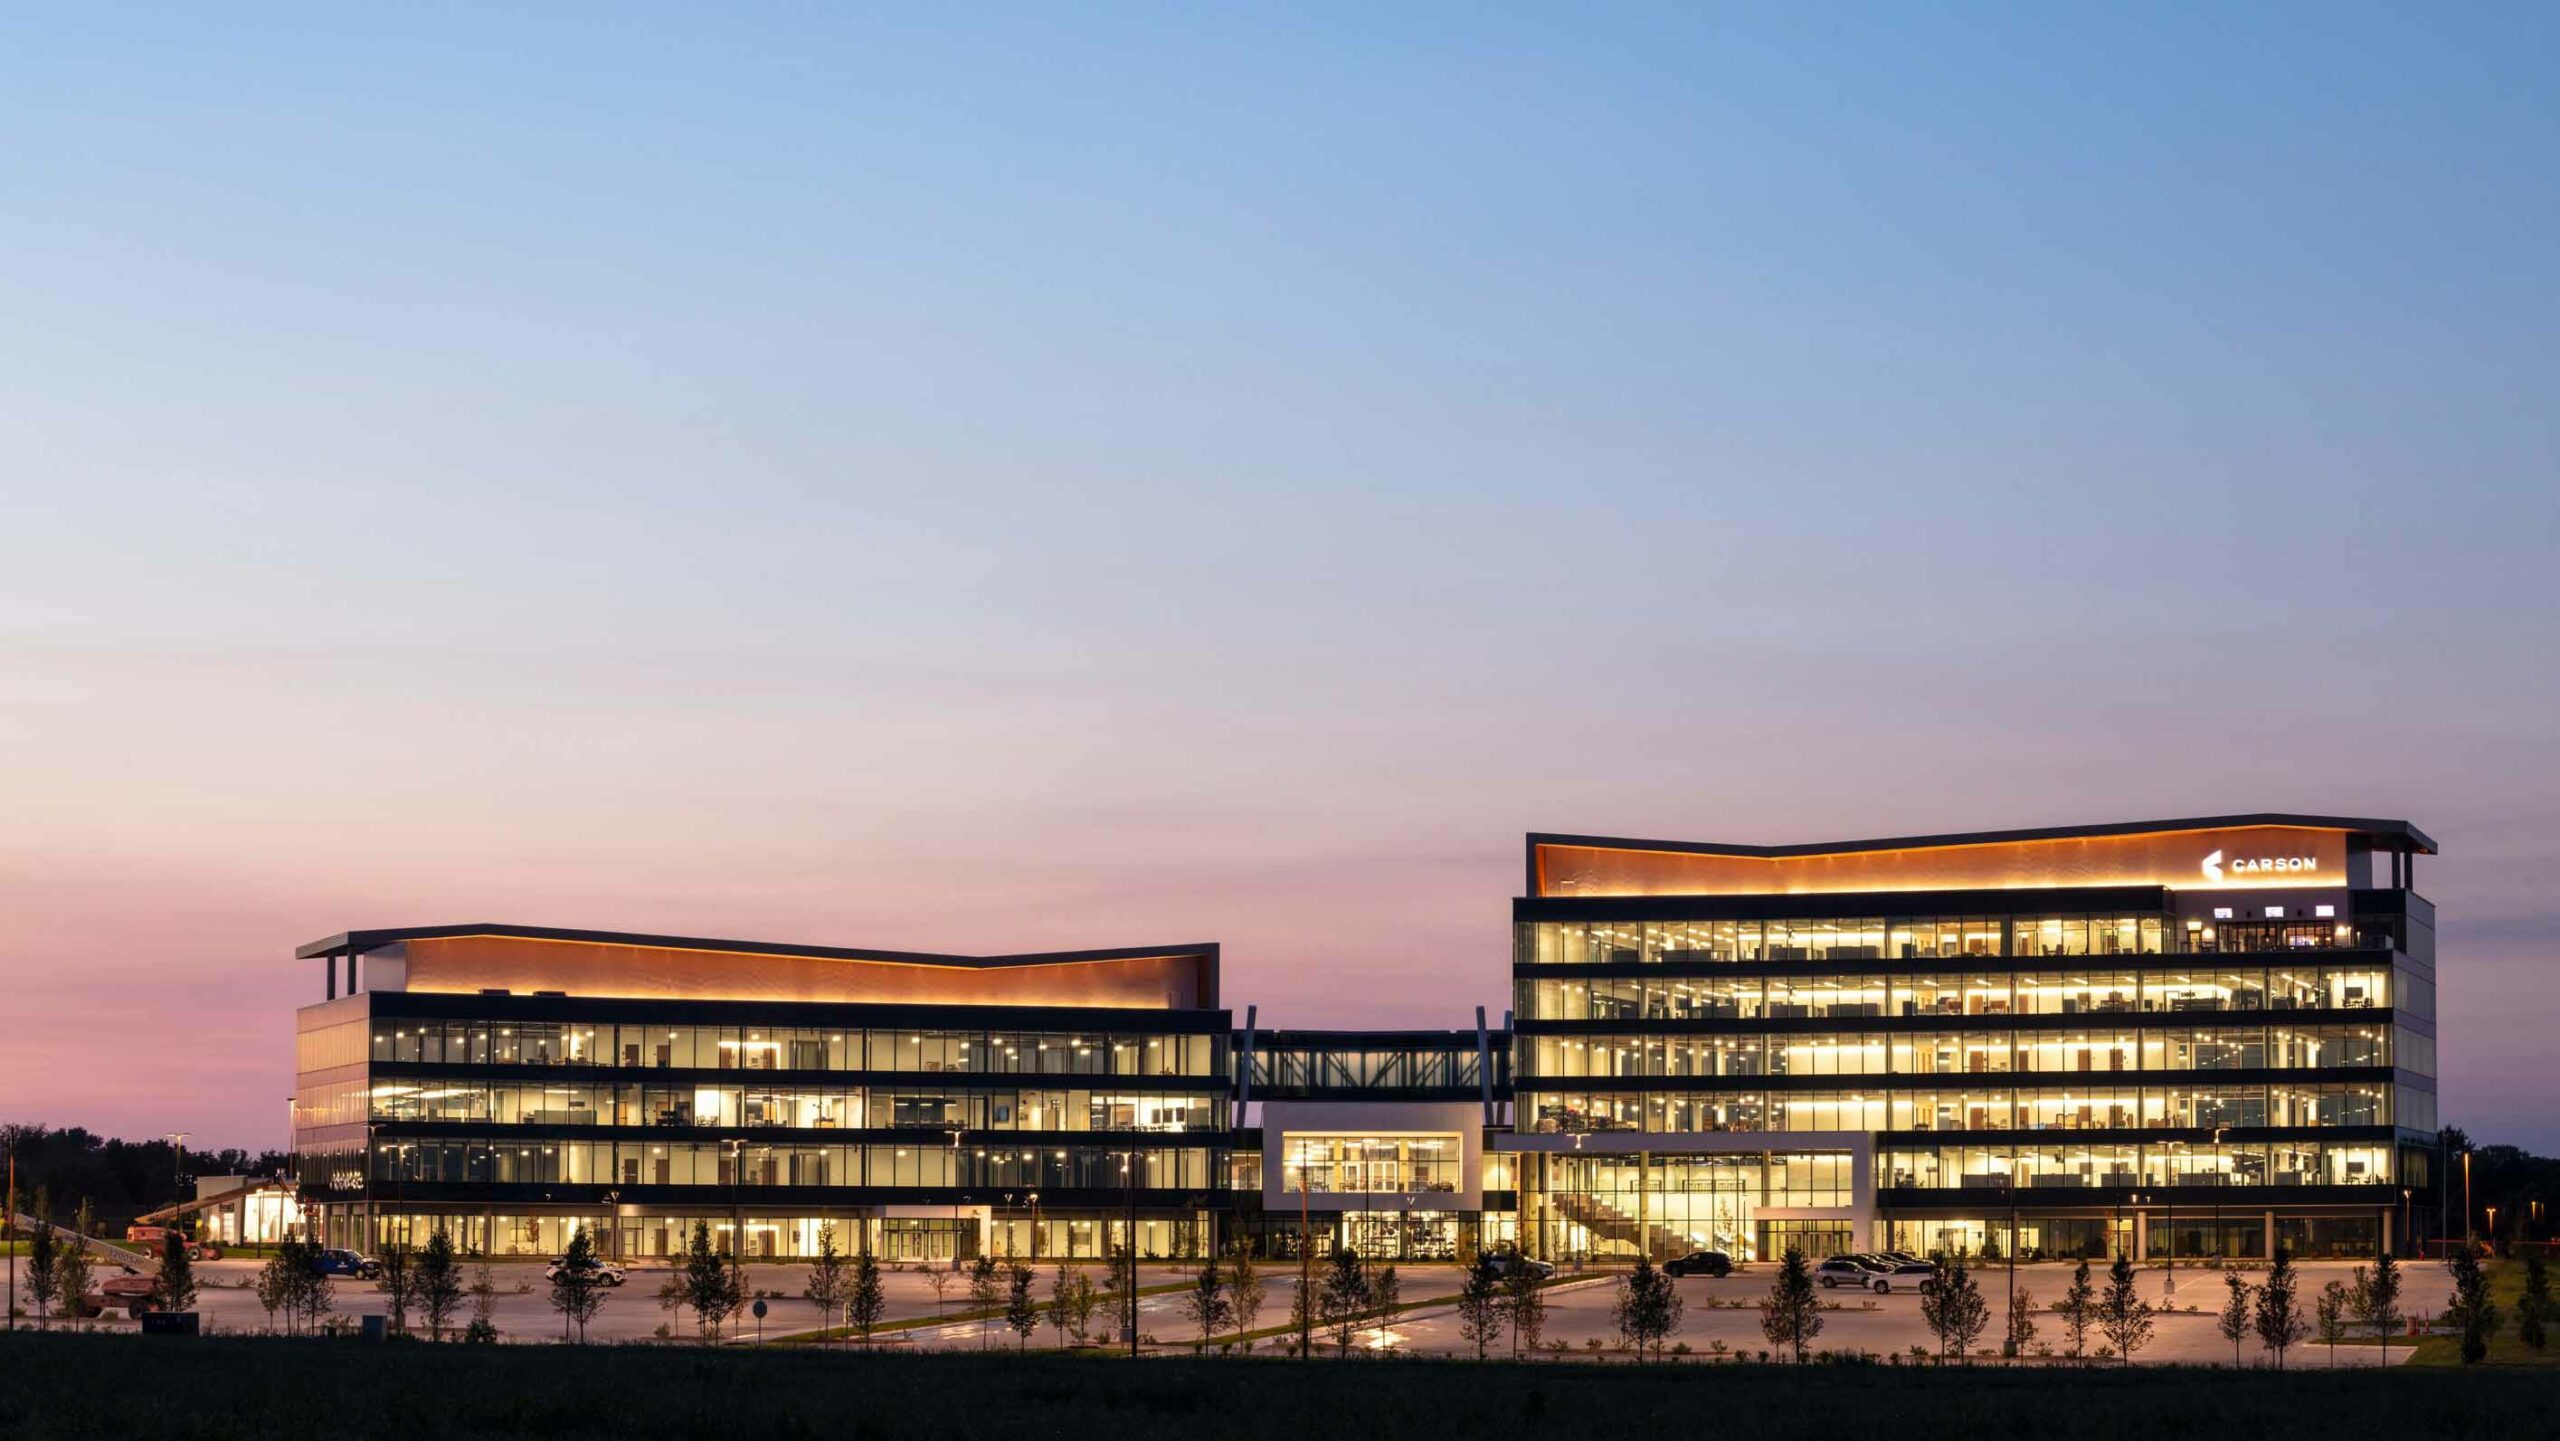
2314;905;2335;918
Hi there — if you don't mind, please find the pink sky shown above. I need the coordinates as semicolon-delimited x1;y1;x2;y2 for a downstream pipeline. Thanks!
5;4;2556;1156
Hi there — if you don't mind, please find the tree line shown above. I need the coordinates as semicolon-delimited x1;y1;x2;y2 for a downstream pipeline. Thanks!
3;1125;288;1232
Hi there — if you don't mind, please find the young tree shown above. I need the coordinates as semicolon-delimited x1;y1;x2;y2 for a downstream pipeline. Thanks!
1501;1261;1547;1359
1106;1237;1139;1342
1066;1269;1101;1346
967;1254;1003;1349
57;1201;97;1328
1317;1245;1369;1357
2254;1248;2311;1369
155;1230;200;1315
1047;1262;1078;1346
377;1239;416;1336
2097;1253;2154;1364
1227;1245;1266;1338
1612;1257;1681;1361
848;1247;887;1347
2446;1242;2503;1364
417;1228;464;1342
2357;1253;2403;1368
2517;1254;2549;1351
681;1220;737;1340
1758;1246;1823;1363
1182;1256;1231;1348
1368;1263;1402;1348
2316;1280;2351;1367
2216;1272;2255;1366
297;1238;338;1335
463;1259;498;1343
1920;1261;1989;1362
550;1226;610;1343
1456;1256;1504;1361
25;1198;59;1328
805;1223;850;1344
2005;1285;2039;1356
1005;1263;1040;1350
1611;1261;1649;1356
254;1248;295;1332
2056;1258;2095;1360
924;1265;958;1322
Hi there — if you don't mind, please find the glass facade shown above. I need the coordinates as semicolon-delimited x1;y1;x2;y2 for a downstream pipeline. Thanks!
1511;877;2437;1255
295;827;2442;1265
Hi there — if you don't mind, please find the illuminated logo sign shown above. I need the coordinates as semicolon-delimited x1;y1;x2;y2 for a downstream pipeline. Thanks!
328;1170;366;1192
2201;849;2316;884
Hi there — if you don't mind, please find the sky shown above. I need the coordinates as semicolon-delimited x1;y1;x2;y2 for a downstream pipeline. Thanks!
1;3;2554;1152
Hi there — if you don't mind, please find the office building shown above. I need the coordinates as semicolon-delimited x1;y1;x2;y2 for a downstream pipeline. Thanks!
290;813;2440;1263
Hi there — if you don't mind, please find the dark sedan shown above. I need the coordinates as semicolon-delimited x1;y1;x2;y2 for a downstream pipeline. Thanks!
1663;1250;1734;1278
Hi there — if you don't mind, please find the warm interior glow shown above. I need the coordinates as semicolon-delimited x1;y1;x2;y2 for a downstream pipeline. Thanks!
1537;825;2354;897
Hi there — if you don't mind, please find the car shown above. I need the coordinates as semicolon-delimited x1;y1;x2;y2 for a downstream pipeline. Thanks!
1866;1262;1939;1294
311;1247;382;1280
545;1255;629;1286
1876;1250;1935;1269
1480;1251;1556;1281
1662;1250;1733;1278
1814;1255;1883;1288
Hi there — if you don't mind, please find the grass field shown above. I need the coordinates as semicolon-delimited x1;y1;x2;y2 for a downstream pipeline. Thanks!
2405;1260;2559;1368
5;1335;2559;1441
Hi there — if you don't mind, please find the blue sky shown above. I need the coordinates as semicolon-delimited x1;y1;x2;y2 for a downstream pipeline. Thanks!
1;3;2554;1148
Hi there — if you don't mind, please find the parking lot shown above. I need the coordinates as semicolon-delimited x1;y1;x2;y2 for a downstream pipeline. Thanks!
1343;1259;2416;1366
43;1255;2414;1363
71;1258;1302;1347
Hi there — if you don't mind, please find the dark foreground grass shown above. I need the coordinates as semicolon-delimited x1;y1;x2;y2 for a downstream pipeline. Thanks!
3;1335;2557;1441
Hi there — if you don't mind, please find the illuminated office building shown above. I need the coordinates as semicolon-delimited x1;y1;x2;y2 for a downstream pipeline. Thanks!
1510;814;2439;1262
290;814;2439;1263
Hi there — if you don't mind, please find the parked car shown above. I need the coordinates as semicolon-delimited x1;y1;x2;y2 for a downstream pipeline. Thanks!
1814;1255;1883;1288
545;1255;629;1286
1481;1251;1557;1280
1663;1250;1734;1278
1867;1262;1939;1294
311;1248;382;1280
1876;1250;1936;1269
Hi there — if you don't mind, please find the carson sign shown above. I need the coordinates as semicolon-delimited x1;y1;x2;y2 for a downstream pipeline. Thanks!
2201;850;2319;885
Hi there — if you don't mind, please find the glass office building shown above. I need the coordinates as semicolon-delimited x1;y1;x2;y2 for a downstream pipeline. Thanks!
1512;815;2440;1261
293;927;1231;1261
290;815;2440;1263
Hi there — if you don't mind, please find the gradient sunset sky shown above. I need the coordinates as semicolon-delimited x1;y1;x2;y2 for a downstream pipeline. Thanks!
3;3;2555;1152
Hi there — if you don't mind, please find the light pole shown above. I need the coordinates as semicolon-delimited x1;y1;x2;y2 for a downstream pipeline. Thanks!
1568;1133;1585;1272
2463;1149;2474;1241
946;1128;964;1272
2002;1172;2018;1355
2164;1181;2177;1295
2402;1188;2413;1258
7;1137;17;1332
1298;1140;1313;1360
1123;1146;1139;1359
167;1133;190;1205
722;1137;746;1264
2210;1126;2229;1263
